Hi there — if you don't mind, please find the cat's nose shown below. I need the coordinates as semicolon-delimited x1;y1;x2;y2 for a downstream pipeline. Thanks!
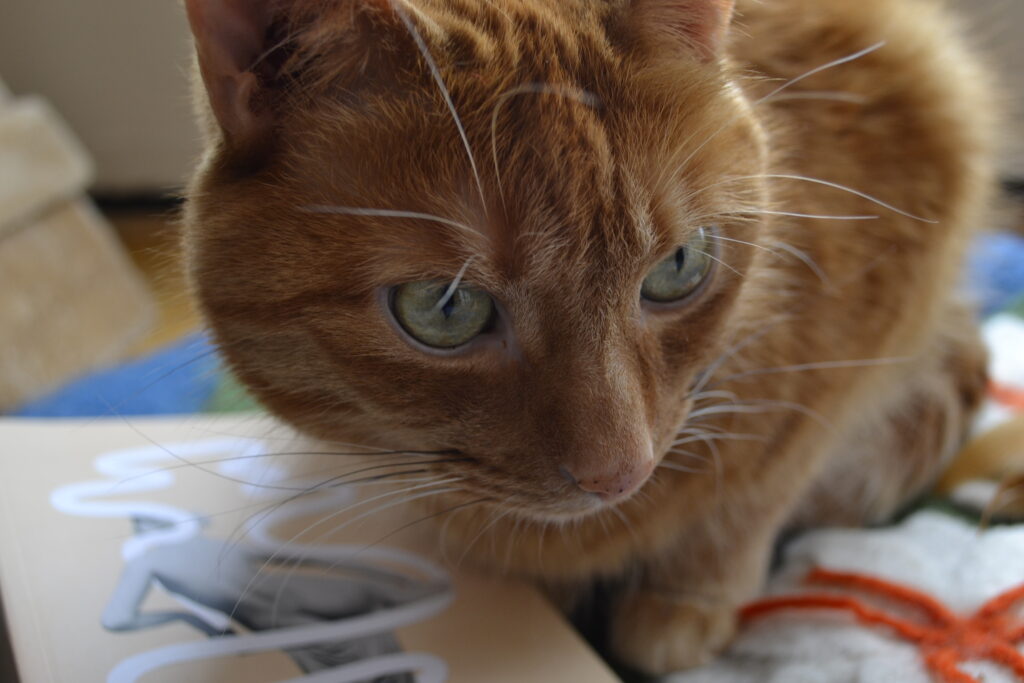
562;453;656;503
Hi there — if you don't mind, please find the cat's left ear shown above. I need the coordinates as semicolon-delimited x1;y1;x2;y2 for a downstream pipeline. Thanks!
627;0;736;62
184;0;280;147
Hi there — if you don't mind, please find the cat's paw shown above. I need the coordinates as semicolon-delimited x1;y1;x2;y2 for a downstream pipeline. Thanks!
610;591;737;676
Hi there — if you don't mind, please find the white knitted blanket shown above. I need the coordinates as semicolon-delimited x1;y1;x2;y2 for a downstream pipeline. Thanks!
668;512;1024;683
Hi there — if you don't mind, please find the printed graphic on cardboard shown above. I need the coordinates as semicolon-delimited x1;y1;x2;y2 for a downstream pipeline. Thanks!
49;437;453;683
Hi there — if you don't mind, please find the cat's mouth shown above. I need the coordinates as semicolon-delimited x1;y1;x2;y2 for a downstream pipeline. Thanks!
441;449;662;523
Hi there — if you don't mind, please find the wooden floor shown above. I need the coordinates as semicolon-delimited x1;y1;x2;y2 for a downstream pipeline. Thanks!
107;208;201;355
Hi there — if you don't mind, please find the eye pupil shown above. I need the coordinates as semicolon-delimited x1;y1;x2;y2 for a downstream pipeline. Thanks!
390;280;495;349
440;292;456;318
641;227;715;304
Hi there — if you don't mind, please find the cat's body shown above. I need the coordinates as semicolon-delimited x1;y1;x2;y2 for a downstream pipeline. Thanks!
183;0;997;674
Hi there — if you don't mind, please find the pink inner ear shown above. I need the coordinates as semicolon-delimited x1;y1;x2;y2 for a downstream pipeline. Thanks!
186;0;273;74
185;0;276;141
635;0;736;61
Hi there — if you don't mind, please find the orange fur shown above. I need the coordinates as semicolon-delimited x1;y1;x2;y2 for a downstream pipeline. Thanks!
183;0;999;673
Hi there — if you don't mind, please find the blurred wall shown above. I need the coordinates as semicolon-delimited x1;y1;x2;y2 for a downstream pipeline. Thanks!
970;0;1024;177
0;0;201;194
0;0;1021;193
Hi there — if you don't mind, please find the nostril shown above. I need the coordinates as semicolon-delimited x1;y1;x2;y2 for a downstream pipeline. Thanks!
562;462;653;502
559;466;579;486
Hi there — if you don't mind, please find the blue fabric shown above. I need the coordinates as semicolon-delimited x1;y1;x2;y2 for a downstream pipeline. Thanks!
10;334;221;418
967;232;1024;317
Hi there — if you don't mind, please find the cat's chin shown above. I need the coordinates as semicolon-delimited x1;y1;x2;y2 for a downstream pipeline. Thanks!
498;495;629;525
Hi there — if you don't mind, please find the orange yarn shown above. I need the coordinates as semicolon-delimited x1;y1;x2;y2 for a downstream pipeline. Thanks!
990;380;1024;412
741;569;1024;683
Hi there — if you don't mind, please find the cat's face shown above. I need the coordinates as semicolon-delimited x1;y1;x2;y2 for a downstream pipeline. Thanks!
185;0;766;520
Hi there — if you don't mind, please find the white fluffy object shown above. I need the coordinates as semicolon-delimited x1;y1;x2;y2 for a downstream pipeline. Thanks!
668;512;1024;683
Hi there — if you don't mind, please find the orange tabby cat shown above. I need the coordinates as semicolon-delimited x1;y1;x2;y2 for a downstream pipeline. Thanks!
182;0;997;674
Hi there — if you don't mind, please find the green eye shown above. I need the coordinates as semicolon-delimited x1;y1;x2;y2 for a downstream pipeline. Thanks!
641;228;714;303
391;281;496;349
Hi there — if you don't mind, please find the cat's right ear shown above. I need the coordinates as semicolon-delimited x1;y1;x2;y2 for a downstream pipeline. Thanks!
625;0;736;63
185;0;279;148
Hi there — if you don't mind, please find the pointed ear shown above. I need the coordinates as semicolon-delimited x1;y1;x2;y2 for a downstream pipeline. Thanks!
185;0;410;152
185;0;279;145
628;0;735;62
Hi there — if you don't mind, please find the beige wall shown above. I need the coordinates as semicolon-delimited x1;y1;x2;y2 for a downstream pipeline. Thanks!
0;1;201;193
970;0;1024;176
0;0;1021;191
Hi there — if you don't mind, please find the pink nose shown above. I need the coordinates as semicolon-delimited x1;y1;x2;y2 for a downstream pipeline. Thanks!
563;458;656;502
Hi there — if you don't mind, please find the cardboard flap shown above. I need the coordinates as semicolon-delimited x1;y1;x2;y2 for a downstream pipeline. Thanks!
0;417;622;683
0;96;93;233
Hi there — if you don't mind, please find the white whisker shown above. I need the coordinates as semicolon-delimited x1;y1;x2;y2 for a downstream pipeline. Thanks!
490;82;599;212
688;314;795;398
269;483;463;625
746;174;936;223
672;432;768;447
658;460;705;474
714;356;913;386
751;209;879;221
705;234;781;258
458;506;513;568
665;43;885;183
228;477;461;627
753;42;886;106
666;448;711;464
692;248;741;276
434;257;477;313
305;206;477;236
766;240;833;288
392;2;488;212
767;90;870;105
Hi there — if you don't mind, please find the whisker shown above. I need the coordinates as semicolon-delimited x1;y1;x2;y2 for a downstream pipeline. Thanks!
230;478;461;628
672;432;768;447
490;82;599;212
107;414;326;493
219;459;467;561
392;2;487;212
106;470;442;545
434;257;477;313
457;506;513;568
687;314;796;398
705;234;782;259
666;448;710;464
753;42;886;106
747;209;879;221
658;460;706;474
608;505;641;546
693;398;833;430
82;346;221;424
664;43;885;184
767;90;870;105
691;248;741;276
268;481;465;626
304;206;477;236
711;356;913;386
743;174;936;223
690;390;740;404
115;449;456;487
362;497;492;563
766;240;833;288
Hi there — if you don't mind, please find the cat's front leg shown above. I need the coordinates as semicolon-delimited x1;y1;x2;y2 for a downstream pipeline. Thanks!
608;519;777;675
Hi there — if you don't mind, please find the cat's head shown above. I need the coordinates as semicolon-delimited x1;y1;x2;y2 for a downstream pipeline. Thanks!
184;0;769;520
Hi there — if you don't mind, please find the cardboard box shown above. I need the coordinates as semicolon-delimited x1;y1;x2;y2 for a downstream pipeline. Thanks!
0;416;620;683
